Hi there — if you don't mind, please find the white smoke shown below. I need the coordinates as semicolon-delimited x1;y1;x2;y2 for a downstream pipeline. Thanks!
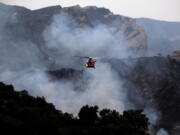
0;12;131;114
4;60;128;114
144;107;160;126
157;128;169;135
36;14;133;113
43;14;130;68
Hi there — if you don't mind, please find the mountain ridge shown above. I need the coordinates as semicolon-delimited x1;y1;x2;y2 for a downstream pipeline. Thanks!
0;2;148;57
136;18;180;55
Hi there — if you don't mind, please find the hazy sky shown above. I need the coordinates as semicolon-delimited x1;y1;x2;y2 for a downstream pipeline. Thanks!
1;0;180;22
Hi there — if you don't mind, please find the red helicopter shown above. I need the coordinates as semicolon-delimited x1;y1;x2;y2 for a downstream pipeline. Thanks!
78;56;96;68
85;57;96;68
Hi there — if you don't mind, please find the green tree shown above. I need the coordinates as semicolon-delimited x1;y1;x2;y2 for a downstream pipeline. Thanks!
99;109;122;125
78;105;98;126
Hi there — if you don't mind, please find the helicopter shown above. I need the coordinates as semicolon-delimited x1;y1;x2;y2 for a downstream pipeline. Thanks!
77;56;96;68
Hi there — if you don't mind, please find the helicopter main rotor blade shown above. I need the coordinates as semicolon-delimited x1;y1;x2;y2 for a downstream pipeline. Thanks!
74;56;91;59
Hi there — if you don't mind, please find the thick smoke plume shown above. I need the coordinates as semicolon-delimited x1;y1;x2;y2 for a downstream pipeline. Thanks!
43;14;130;69
1;13;131;113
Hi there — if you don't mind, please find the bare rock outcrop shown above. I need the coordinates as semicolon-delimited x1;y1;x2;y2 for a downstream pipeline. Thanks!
0;3;148;56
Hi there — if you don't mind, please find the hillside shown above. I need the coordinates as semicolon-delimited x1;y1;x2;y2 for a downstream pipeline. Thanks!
109;56;180;131
136;18;180;55
48;56;180;134
0;82;149;135
0;3;147;57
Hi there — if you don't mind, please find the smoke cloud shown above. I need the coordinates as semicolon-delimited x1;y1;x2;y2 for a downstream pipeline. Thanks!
43;14;130;69
157;128;169;135
0;12;131;113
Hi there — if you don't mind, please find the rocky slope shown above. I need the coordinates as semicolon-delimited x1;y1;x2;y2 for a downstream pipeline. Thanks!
0;3;147;56
170;50;180;62
109;56;180;134
108;56;180;132
136;18;180;56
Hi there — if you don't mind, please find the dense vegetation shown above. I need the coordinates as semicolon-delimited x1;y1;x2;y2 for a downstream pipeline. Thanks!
0;82;150;135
